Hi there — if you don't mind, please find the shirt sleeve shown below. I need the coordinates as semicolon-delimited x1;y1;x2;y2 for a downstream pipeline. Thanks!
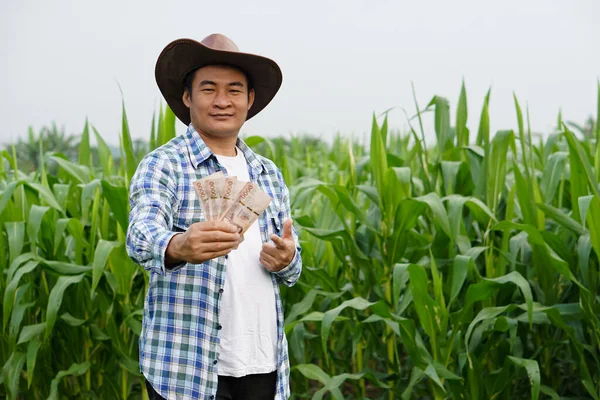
126;151;184;275
272;176;302;287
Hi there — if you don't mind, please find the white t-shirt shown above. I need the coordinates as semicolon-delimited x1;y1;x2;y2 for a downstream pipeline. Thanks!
215;148;278;377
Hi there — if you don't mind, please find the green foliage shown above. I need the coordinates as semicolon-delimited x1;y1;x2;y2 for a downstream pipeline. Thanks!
1;89;599;400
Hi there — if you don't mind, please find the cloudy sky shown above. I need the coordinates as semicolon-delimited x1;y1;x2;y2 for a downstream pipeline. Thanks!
1;0;598;147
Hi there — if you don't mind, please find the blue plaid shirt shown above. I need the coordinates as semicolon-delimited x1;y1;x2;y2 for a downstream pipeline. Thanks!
126;125;302;399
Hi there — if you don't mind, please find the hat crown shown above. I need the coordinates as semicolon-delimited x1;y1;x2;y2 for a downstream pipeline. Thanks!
201;34;239;52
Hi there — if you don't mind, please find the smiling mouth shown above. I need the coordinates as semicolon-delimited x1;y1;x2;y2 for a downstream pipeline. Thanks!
211;114;233;118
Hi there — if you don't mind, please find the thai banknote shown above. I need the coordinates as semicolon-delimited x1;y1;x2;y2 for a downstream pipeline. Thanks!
192;171;223;220
222;182;272;234
218;177;246;220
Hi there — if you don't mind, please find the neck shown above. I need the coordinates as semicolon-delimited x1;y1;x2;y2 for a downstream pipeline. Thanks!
193;125;238;157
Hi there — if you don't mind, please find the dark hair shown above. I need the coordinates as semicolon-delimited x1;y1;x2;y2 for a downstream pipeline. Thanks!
183;65;254;99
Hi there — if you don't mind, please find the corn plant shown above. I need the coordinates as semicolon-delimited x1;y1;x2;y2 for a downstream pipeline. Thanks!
1;85;599;400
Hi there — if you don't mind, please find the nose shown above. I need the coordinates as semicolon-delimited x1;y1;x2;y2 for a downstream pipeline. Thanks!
213;89;231;109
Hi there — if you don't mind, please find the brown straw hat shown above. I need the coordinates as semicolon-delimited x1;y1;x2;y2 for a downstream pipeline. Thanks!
155;33;283;125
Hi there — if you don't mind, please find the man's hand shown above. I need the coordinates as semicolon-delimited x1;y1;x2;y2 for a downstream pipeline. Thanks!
260;219;296;272
166;221;242;265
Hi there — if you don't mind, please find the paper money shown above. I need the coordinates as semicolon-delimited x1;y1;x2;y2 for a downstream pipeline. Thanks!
222;182;272;234
218;177;246;220
193;172;271;232
204;175;226;221
192;171;223;220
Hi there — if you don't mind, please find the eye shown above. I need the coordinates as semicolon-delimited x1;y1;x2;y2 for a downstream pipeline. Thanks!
201;88;215;93
230;89;242;94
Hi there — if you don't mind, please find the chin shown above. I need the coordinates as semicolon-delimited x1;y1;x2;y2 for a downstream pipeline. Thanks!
209;126;241;137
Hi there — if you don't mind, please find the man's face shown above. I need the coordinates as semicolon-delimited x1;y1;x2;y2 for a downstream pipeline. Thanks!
182;65;255;138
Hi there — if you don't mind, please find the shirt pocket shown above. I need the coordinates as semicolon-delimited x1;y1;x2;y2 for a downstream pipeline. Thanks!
264;200;282;240
173;199;205;232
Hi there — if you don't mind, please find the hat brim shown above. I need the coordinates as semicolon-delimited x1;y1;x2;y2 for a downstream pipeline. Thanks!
155;38;283;126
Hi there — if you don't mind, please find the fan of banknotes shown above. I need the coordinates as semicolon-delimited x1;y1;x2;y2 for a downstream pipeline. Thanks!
193;172;272;234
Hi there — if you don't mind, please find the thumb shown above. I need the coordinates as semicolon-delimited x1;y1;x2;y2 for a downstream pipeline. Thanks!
282;219;294;240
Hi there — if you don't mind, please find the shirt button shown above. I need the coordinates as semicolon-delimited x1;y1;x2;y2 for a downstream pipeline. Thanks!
213;360;218;365
217;324;222;330
225;255;229;259
219;288;224;294
210;397;214;400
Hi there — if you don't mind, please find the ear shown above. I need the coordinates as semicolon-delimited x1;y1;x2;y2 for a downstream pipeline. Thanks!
247;88;255;111
182;90;191;108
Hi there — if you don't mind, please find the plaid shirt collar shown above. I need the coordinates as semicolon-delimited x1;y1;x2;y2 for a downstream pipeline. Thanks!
184;124;265;174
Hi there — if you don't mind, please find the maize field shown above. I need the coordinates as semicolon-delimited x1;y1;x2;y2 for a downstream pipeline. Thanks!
1;83;599;399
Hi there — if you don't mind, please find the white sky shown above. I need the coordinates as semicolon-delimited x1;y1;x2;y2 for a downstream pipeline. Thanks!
1;0;599;147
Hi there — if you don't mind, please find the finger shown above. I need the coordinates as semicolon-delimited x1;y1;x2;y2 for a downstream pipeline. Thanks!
260;251;278;269
204;248;234;261
200;230;241;243
270;234;287;249
199;220;239;233
203;240;239;253
282;219;294;240
261;242;279;257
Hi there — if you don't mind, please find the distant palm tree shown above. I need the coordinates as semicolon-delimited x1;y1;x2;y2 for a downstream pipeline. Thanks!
6;123;80;172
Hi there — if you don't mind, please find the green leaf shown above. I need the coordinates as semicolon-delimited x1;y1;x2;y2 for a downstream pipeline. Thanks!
485;271;534;326
486;130;514;214
493;220;584;289
45;274;86;340
60;313;87;327
539;151;568;203
40;260;92;275
456;80;469;148
18;323;46;345
540;385;560;400
408;264;439;340
26;339;42;388
431;96;451;153
120;99;138;183
401;366;426;400
441;161;461;195
513;164;536;226
78;119;92;167
392;263;409;310
28;182;65;213
0;180;20;216
93;126;114;176
564;124;600;198
423;363;445;391
289;323;306;364
48;362;91;400
8;285;33;346
2;351;26;400
466;305;515;357
321;297;380;359
4;260;39;330
370;114;388;206
414;192;452;239
101;179;129;234
48;155;89;184
507;356;540;400
476;88;491;148
109;243;138;295
5;221;25;266
159;104;177;147
26;205;50;250
449;255;472;307
295;363;330;384
91;240;121;297
535;202;585;235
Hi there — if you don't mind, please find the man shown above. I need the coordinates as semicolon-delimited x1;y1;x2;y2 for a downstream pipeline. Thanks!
126;33;302;400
